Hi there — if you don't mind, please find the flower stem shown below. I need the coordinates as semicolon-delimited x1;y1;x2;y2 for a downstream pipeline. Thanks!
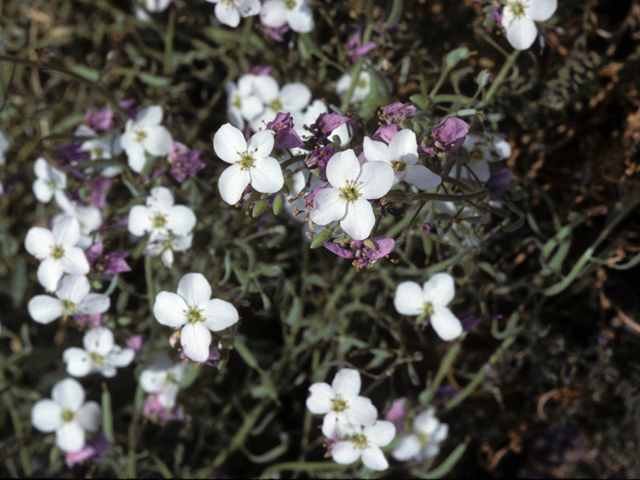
339;22;374;112
478;49;519;109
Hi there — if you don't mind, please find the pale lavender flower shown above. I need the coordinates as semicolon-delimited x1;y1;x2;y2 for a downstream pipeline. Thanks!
143;395;184;422
266;112;305;149
323;236;395;270
83;106;114;132
168;141;205;183
309;113;350;144
85;241;131;275
385;397;407;435
422;118;470;157
65;433;110;468
346;27;377;61
263;24;290;41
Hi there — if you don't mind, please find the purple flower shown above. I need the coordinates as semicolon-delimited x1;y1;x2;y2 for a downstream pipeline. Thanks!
385;397;407;435
421;223;431;234
434;384;459;409
459;311;482;332
491;6;503;22
346;27;377;61
266;113;305;149
489;168;515;198
65;434;110;468
118;99;137;120
54;143;90;169
263;24;290;42
249;65;273;76
372;124;398;143
74;313;102;329
125;335;145;353
308;113;350;144
306;146;334;177
83;105;114;132
323;236;395;270
85;241;131;275
179;346;220;367
85;178;113;210
422;118;470;157
373;103;416;142
168;141;205;183
143;395;184;422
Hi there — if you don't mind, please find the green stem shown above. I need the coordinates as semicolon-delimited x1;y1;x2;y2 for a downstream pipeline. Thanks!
164;8;176;75
419;340;462;406
339;23;374;112
145;254;155;314
478;49;519;109
1;391;32;476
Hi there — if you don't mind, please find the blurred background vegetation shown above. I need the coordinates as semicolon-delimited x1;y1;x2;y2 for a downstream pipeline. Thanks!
1;0;640;477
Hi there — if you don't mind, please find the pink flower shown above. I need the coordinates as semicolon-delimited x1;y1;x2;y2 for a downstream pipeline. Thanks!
83;106;114;132
385;397;407;434
422;118;470;157
168;142;205;183
65;434;110;468
346;27;377;61
323;236;395;270
125;335;145;353
143;395;184;422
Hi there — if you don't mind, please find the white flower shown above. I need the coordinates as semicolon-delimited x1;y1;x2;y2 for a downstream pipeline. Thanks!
24;216;91;291
213;123;284;204
207;0;261;28
363;130;442;190
306;368;378;437
53;204;103;249
457;134;511;183
153;273;239;362
63;327;135;378
331;421;396;471
120;106;173;173
0;131;9;165
144;231;193;268
249;75;311;131
260;0;314;34
136;0;172;21
226;75;264;130
77;125;123;178
128;186;196;239
290;99;351;155
392;408;449;462
501;0;557;50
336;71;371;104
309;149;394;240
139;353;190;408
31;378;101;453
28;274;110;324
394;273;463;341
32;157;68;206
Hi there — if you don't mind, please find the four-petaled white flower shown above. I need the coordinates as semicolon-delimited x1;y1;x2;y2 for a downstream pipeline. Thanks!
63;327;135;378
128;186;197;239
392;408;449;462
363;130;442;190
32;157;68;206
31;378;101;453
501;0;557;50
153;273;239;362
144;231;193;268
53;203;103;249
260;0;314;34
306;368;378;437
249;76;312;131
25;216;91;291
77;125;123;178
336;71;371;104
226;75;264;130
331;421;396;471
139;353;190;408
309;149;394;240
207;0;261;28
394;273;463;341
120;106;173;173
213;123;284;204
28;274;110;324
458;134;511;182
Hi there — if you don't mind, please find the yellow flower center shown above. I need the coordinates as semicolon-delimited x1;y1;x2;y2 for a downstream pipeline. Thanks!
236;151;255;170
50;244;65;260
339;180;361;202
231;95;241;109
331;397;348;412
391;160;406;173
417;432;431;445
90;352;104;367
509;1;526;18
424;302;434;316
152;213;167;229
61;300;77;315
92;147;104;158
185;306;204;324
470;144;485;162
284;0;296;10
134;129;147;143
269;98;283;112
356;78;368;89
352;433;368;450
61;410;75;423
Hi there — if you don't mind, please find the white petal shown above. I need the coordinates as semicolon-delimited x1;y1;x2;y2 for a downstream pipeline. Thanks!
180;322;212;363
34;157;51;180
214;123;247;164
25;227;54;259
31;400;62;432
56;274;90;303
218;164;251;204
389;129;419;165
321;410;338;437
249;156;284;194
28;295;63;324
202;298;239;331
136;105;163;126
238;0;262;17
527;0;557;21
503;15;538;50
362;446;389;471
309;188;346;226
260;0;288;28
60;247;91;275
63;348;93;377
157;384;180;409
166;205;196;235
404;164;442;190
394;281;425;316
143;126;173;156
126;144;148;173
33;179;54;203
331;441;361;465
148;186;175;211
76;401;101;432
56;422;85;453
431;306;463;341
83;327;115;355
286;5;315;33
346;396;378;428
422;273;455;307
365;420;396;447
52;378;85;410
363;137;391;164
247;130;275;160
392;434;422;461
357;161;394;199
177;273;212;307
341;197;374;241
326;150;360;188
305;382;333;414
160;248;174;267
140;370;168;394
215;2;241;27
153;292;189;327
331;368;361;398
128;205;153;236
253;75;280;103
106;347;135;367
78;294;110;315
280;83;312;112
52;216;81;247
240;95;264;121
37;259;64;292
